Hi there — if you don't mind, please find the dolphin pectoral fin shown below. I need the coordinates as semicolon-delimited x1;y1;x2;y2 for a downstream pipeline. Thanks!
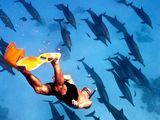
120;96;125;99
97;98;103;103
94;38;99;40
61;44;65;46
0;68;5;72
128;52;133;55
132;58;137;61
65;21;70;24
92;82;96;84
31;18;36;20
141;21;145;24
117;30;121;33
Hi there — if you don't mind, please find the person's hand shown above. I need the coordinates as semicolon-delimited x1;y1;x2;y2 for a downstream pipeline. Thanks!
72;99;79;107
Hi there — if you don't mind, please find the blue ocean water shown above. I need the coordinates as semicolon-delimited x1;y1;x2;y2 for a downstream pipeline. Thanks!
0;0;160;120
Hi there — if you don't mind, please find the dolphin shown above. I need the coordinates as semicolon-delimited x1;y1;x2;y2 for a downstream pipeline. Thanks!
0;9;16;32
129;65;152;91
0;38;8;55
60;103;81;120
117;1;153;28
81;18;108;46
14;0;42;24
123;32;145;66
44;100;64;120
106;57;130;85
109;69;134;106
103;14;127;34
0;54;15;75
55;4;77;29
54;18;72;51
85;110;100;120
129;2;153;28
86;8;111;43
107;103;128;120
111;55;139;84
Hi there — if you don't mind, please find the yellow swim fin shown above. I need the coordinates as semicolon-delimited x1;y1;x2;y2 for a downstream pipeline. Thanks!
16;52;61;71
4;42;25;68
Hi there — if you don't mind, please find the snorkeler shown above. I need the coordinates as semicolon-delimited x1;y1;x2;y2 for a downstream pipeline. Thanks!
4;42;92;109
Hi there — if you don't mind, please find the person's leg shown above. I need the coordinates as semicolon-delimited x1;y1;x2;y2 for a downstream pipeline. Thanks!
51;60;64;85
18;66;50;95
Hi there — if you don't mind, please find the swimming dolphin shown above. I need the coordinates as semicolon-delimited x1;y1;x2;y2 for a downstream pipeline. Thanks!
128;65;152;91
108;69;134;106
81;18;108;46
0;9;16;32
44;100;64;120
103;14;127;34
123;32;145;66
14;0;42;24
0;54;15;75
129;3;153;29
111;55;139;84
117;1;153;28
85;110;100;120
106;57;130;85
0;38;8;55
107;103;128;120
55;4;77;29
86;8;111;43
60;103;81;120
54;18;72;51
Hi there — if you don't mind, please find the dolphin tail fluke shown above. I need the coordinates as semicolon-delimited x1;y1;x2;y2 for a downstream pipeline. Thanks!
106;68;114;72
54;18;64;23
85;110;95;117
81;18;89;21
77;57;85;62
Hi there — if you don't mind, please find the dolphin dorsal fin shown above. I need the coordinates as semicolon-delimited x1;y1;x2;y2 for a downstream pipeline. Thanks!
141;6;143;11
120;109;124;114
114;16;117;20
